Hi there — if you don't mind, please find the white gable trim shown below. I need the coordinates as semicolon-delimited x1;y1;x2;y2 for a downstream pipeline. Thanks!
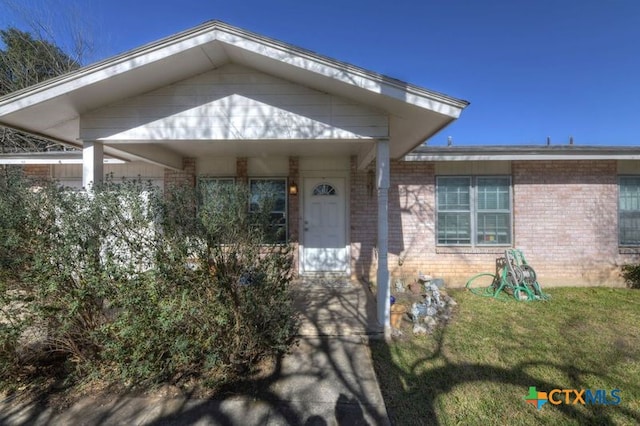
0;22;467;116
0;31;220;115
0;21;468;162
212;28;465;115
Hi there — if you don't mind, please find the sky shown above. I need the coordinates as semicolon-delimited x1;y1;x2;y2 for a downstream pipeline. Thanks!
1;0;639;146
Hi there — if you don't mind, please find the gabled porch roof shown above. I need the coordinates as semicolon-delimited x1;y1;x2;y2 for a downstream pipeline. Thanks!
0;21;468;169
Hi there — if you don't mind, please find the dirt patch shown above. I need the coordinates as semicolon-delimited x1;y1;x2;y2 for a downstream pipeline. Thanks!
1;352;281;412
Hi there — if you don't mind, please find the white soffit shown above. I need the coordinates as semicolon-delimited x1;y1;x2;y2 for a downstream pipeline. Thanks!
0;152;125;164
0;21;468;160
405;146;640;161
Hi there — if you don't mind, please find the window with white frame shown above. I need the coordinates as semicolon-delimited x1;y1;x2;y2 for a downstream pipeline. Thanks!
437;176;512;245
199;177;235;205
619;176;640;246
249;178;287;243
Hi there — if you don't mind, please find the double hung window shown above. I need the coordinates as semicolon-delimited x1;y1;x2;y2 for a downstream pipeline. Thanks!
198;177;287;243
249;178;287;243
437;176;512;246
619;176;640;246
199;178;235;200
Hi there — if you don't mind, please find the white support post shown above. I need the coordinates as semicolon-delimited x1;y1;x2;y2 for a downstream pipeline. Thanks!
376;139;391;334
82;141;104;190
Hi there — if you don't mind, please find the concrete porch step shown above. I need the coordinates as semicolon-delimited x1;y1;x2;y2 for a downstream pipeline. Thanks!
291;279;382;337
297;320;383;336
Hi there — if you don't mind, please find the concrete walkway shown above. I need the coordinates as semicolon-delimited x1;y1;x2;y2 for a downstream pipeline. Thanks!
0;279;389;425
293;277;383;336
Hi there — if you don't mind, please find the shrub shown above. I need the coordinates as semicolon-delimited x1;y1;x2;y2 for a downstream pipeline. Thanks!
621;264;640;289
0;173;297;389
0;284;22;384
0;167;39;384
101;182;297;385
0;166;37;281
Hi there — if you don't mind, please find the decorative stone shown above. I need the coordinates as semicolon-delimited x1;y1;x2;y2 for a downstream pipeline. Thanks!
411;302;436;321
423;316;437;328
391;328;404;338
408;282;422;295
431;278;445;288
424;283;442;306
403;281;458;337
413;324;428;335
417;273;432;283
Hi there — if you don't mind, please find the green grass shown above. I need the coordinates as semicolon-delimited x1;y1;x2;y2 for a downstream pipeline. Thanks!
371;288;640;425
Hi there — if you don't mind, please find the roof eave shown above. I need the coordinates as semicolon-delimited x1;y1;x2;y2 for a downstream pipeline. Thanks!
405;146;640;161
0;20;469;116
0;151;125;165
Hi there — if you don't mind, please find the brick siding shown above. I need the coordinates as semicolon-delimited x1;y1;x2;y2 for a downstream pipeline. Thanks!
350;158;633;288
288;157;300;277
21;156;637;287
23;164;51;181
236;157;248;185
512;160;630;286
350;156;378;283
163;158;196;188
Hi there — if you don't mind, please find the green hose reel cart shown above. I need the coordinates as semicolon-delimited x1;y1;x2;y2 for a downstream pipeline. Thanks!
466;249;550;301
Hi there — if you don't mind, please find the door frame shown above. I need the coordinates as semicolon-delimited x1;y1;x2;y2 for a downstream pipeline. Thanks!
299;171;350;277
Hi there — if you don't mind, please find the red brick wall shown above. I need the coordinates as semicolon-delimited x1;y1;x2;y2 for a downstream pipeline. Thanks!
288;157;299;242
387;160;436;280
236;157;248;185
23;164;51;181
350;156;378;283
350;159;632;288
386;160;500;287
163;158;196;188
512;160;629;286
288;157;300;277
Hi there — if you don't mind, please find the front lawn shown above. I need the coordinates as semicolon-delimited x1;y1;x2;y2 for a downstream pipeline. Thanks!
371;287;640;425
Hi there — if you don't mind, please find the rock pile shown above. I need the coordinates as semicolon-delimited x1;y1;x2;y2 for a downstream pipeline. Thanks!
409;280;457;335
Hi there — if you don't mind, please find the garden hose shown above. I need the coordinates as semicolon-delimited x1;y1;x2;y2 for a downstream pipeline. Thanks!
465;250;550;302
465;273;511;301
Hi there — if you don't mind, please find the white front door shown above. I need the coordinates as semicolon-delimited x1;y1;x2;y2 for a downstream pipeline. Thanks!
302;177;347;273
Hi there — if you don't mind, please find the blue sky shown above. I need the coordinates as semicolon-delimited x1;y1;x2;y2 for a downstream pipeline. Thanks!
1;0;639;146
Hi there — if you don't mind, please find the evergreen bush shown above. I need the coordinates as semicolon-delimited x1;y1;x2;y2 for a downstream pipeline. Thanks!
0;172;297;389
621;263;640;289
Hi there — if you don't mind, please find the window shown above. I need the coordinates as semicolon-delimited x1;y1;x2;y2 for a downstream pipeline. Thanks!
437;176;512;246
197;177;287;244
249;178;287;243
619;176;640;246
476;177;511;244
312;183;337;196
199;178;235;200
437;177;471;245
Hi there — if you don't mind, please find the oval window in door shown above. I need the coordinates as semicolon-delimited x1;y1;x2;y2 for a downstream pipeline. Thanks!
312;183;337;196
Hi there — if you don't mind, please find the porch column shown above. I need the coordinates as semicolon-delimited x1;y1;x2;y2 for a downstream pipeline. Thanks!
82;141;104;189
376;138;391;332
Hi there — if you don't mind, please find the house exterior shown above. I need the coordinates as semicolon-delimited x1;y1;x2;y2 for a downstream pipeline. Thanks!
0;22;638;329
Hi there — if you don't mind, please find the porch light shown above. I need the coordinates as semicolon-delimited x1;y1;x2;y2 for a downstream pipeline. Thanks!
289;181;298;195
